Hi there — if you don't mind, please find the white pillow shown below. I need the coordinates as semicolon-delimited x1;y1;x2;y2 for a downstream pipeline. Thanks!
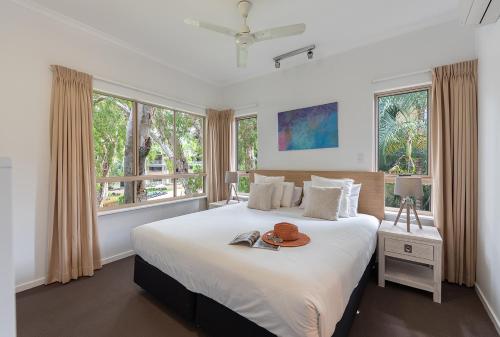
291;186;303;207
311;176;353;218
299;181;312;209
280;182;295;207
247;183;273;211
254;174;285;209
303;186;343;221
349;184;362;217
254;173;285;183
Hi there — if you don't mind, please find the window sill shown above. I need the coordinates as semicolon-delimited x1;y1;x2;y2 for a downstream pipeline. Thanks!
384;210;434;226
97;195;207;217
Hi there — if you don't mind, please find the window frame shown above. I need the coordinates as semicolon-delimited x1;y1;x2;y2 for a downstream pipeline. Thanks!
94;91;206;212
235;114;258;194
374;84;433;215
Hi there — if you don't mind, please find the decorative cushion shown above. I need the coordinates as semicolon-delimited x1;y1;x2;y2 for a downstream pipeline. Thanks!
291;187;303;207
247;183;273;211
281;182;295;207
299;181;312;209
254;174;285;209
349;184;362;217
303;187;343;221
311;176;354;218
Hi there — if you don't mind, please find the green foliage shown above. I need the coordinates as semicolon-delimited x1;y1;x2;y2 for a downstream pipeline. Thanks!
237;117;258;171
238;176;250;194
378;90;428;175
92;93;132;177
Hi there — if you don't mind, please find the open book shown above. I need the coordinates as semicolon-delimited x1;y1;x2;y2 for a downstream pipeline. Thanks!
229;231;280;251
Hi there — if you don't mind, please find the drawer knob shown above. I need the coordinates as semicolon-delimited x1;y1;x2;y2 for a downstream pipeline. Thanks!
404;244;413;253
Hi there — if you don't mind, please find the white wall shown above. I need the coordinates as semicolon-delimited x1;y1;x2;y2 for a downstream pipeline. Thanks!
476;21;500;333
0;158;16;337
221;22;476;171
0;1;217;290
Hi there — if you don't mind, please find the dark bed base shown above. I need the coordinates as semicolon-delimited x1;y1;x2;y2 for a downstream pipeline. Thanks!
134;254;375;337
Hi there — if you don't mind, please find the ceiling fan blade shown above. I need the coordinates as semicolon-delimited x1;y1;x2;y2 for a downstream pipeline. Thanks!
253;23;306;42
237;45;248;68
184;18;237;37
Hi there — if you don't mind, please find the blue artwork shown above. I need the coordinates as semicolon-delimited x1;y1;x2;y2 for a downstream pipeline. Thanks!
278;102;339;151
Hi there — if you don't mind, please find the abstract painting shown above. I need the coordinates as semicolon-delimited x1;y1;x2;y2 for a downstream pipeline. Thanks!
278;102;338;151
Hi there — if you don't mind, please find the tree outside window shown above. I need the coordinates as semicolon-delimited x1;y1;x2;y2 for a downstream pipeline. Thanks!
376;87;432;212
236;115;258;193
93;92;205;210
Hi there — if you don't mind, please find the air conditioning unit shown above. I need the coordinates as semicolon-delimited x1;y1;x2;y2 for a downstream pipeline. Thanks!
461;0;500;25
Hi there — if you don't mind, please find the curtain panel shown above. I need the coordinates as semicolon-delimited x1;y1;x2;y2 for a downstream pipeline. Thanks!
206;109;235;203
431;60;478;287
47;65;102;284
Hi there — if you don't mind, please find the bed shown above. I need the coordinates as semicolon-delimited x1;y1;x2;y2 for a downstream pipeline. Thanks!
132;170;384;337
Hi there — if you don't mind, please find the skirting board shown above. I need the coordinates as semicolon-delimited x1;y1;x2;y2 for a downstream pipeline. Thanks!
475;283;500;335
15;250;135;293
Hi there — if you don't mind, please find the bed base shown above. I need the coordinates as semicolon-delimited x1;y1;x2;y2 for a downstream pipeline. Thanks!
134;254;375;337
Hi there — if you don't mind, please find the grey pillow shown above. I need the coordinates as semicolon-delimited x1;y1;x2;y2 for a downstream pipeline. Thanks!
303;186;343;221
247;183;273;211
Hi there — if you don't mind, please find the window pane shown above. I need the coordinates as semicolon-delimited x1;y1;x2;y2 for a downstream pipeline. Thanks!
385;182;432;212
237;176;250;194
378;89;429;175
236;116;258;171
138;103;175;175
176;177;203;197
96;181;134;209
93;93;134;177
136;179;174;203
175;112;204;173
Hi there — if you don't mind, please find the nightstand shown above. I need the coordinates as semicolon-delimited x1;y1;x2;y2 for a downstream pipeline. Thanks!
378;220;443;303
208;200;240;209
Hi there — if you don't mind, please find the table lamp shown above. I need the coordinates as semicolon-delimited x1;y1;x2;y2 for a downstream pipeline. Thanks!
225;171;239;204
393;176;423;232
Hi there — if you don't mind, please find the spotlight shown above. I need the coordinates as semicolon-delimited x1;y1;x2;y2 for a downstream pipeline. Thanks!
307;50;313;60
275;60;280;69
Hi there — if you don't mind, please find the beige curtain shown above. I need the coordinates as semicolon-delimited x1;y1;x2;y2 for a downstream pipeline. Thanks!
206;109;235;203
47;65;102;284
431;60;477;287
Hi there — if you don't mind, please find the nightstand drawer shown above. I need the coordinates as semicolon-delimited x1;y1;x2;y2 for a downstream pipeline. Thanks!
384;238;434;261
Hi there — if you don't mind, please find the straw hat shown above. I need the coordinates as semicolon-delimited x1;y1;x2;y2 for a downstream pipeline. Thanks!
262;222;310;247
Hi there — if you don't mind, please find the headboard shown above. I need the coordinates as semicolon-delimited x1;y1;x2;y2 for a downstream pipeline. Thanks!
250;170;385;221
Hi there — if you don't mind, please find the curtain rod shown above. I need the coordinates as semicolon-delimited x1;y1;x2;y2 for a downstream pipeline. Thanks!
48;66;207;110
48;66;258;112
372;69;431;84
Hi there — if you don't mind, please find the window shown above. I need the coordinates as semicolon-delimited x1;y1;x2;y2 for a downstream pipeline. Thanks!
93;92;205;210
235;115;258;193
375;86;432;213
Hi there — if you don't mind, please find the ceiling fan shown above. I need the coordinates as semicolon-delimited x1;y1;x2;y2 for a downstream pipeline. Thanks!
184;0;306;68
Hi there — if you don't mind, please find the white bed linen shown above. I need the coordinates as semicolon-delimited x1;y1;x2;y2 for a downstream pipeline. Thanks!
132;203;379;337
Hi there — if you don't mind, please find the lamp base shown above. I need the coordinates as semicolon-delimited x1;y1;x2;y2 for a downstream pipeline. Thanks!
393;197;423;232
227;183;240;204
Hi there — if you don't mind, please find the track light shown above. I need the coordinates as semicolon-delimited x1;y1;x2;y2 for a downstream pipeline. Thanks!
273;44;316;69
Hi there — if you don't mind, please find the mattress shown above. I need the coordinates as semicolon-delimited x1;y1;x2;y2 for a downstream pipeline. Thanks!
132;202;379;337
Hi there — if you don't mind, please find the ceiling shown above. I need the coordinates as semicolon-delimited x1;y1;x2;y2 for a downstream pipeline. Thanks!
28;0;461;86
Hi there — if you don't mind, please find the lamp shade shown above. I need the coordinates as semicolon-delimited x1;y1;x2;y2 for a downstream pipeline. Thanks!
394;176;423;198
225;171;238;184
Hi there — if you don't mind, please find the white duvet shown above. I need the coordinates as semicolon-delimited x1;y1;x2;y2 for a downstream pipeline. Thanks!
132;203;379;337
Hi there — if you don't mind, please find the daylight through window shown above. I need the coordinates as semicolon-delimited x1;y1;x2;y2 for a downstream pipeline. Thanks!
93;92;205;210
376;86;432;213
236;115;258;193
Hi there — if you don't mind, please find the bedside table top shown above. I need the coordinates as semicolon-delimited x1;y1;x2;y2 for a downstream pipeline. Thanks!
209;200;240;207
379;221;442;244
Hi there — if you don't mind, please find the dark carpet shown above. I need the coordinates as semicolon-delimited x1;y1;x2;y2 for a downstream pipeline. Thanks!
16;256;498;337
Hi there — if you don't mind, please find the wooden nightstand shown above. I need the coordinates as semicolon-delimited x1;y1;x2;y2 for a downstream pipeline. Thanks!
378;221;443;303
208;200;240;209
